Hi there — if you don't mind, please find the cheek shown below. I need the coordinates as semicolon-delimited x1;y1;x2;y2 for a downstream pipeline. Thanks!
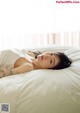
40;60;50;68
40;60;46;66
42;59;48;64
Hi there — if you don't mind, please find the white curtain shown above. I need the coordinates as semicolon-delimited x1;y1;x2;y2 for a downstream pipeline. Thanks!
0;0;80;50
0;32;80;50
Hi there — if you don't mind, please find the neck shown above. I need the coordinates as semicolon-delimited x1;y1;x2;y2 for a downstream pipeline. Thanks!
32;59;41;69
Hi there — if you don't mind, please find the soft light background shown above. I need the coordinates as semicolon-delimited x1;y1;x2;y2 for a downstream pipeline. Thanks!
0;0;80;50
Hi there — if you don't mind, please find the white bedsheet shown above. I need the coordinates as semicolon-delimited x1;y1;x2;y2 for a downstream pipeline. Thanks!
0;46;80;113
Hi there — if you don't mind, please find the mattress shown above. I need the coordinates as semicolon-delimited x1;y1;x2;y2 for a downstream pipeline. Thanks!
0;45;80;113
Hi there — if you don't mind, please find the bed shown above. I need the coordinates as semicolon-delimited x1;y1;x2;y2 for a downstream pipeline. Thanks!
0;45;80;113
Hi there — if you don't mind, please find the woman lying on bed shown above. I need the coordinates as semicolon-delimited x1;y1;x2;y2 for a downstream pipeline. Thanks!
0;49;72;78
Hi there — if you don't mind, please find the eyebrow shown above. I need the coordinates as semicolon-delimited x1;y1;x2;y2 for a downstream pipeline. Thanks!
53;53;58;65
52;57;55;65
53;58;55;65
55;53;60;65
51;53;58;65
55;53;60;59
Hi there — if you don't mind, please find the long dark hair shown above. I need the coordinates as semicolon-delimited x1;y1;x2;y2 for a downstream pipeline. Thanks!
52;52;72;69
32;51;72;69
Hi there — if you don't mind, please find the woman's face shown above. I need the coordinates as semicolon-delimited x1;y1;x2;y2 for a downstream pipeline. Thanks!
37;52;60;69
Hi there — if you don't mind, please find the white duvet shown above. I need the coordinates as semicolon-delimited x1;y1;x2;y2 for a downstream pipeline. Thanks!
0;46;80;113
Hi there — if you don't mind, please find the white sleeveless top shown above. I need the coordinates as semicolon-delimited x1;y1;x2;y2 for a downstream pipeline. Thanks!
0;49;32;69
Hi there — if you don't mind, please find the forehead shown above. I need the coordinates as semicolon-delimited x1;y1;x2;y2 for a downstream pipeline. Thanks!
52;53;60;65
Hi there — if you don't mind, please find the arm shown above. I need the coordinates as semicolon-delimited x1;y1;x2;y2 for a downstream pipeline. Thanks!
1;63;33;77
14;63;33;74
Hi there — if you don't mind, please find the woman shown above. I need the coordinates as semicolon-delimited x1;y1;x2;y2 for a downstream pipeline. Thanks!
0;49;72;78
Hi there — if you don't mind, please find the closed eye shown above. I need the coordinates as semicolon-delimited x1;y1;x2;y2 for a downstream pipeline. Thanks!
50;60;53;64
51;53;53;56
